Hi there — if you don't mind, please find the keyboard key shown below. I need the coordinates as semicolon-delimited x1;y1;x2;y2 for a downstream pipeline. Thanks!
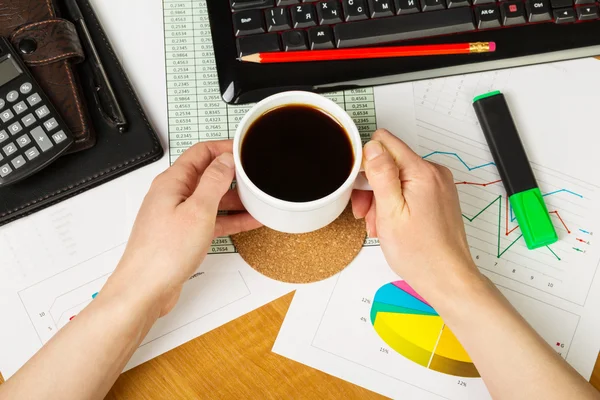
0;164;12;178
0;130;8;144
21;113;35;127
3;143;17;156
472;0;494;4
35;106;50;119
577;5;598;19
230;0;273;11
554;7;576;22
8;122;23;136
6;91;18;103
476;4;501;27
309;26;336;49
237;33;281;56
0;110;14;123
342;0;370;21
0;99;4;110
550;0;571;7
501;2;526;25
25;147;40;161
318;1;344;24
13;101;27;115
265;8;291;31
30;127;54;152
394;0;420;13
447;0;470;8
526;0;551;22
16;134;31;148
334;8;475;48
11;155;26;169
52;131;68;144
234;10;265;36
574;0;594;4
282;30;309;51
276;0;299;5
44;118;59;132
19;83;33;95
26;93;42;107
369;0;395;17
421;0;446;11
291;4;317;27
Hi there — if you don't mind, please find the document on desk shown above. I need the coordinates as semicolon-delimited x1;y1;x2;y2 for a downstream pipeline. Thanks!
163;0;418;252
273;60;600;399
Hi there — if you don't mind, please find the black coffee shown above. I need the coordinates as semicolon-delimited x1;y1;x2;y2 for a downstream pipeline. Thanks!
241;105;354;203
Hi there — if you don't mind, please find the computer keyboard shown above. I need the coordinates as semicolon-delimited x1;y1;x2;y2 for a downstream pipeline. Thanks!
206;0;600;103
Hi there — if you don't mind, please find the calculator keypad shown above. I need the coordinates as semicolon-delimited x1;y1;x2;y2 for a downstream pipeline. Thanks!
0;80;73;184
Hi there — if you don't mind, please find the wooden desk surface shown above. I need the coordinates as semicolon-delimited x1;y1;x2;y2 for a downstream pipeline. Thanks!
1;292;599;398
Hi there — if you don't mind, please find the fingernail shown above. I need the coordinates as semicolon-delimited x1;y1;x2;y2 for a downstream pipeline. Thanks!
364;141;384;161
366;222;372;237
218;153;235;168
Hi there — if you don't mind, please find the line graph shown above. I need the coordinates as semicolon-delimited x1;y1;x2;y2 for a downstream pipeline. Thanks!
415;121;599;305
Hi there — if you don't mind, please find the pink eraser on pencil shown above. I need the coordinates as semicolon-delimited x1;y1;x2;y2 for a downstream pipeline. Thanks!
489;42;497;52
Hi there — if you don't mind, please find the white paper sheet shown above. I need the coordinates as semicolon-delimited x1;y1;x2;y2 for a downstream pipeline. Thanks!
274;60;600;399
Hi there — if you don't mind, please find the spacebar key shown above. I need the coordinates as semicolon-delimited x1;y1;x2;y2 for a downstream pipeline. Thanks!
334;8;476;48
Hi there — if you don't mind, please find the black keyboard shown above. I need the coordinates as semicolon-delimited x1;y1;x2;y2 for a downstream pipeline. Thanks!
206;0;600;104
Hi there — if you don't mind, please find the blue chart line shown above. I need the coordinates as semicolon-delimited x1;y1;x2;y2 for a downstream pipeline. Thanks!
580;229;592;235
421;151;585;223
422;151;496;171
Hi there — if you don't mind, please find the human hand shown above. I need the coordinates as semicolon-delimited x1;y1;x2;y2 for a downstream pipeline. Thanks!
105;140;261;317
352;130;482;305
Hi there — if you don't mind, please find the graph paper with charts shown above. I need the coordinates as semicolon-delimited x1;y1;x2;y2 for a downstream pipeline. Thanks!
274;60;600;399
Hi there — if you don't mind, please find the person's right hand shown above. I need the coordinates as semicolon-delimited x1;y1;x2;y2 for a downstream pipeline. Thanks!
352;129;483;305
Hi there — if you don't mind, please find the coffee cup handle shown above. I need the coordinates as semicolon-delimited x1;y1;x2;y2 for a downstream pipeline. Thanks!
353;170;372;191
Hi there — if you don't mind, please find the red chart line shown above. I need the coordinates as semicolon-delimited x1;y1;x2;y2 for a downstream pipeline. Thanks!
456;182;572;236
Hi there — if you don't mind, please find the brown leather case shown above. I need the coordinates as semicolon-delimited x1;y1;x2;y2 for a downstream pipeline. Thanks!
0;0;95;152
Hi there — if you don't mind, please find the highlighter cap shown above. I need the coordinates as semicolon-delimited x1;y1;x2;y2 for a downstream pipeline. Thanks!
509;188;558;250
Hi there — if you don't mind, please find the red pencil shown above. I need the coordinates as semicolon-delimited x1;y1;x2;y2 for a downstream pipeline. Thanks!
241;42;496;64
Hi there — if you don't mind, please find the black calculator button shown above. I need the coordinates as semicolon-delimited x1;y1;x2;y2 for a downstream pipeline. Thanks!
0;164;12;178
25;147;40;160
265;8;292;32
3;143;17;156
0;130;8;144
291;4;318;28
52;131;68;144
6;91;19;103
233;10;266;36
30;127;53;152
44;118;59;132
11;155;26;169
35;106;50;119
16;134;31;148
1;110;14;123
0;99;5;110
19;83;33;95
26;94;41;107
8;122;23;136
21;114;35;127
318;1;344;24
13;101;28;115
282;30;308;51
577;5;598;19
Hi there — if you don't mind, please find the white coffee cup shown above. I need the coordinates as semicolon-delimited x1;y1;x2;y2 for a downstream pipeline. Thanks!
233;91;370;234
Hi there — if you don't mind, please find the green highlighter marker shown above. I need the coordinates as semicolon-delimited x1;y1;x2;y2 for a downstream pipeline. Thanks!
473;91;558;250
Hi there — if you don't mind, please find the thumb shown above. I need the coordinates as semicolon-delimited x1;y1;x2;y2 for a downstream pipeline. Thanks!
185;153;235;220
363;140;405;218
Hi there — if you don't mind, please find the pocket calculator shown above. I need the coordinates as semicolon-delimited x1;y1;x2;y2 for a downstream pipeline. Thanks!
0;37;74;186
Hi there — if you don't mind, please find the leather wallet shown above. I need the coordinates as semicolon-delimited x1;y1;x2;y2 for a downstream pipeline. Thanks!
0;0;164;226
0;0;95;152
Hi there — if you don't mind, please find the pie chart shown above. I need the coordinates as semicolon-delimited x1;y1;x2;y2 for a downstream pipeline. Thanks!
371;281;479;378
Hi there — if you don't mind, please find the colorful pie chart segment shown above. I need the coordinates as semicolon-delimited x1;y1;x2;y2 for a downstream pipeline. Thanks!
371;281;480;378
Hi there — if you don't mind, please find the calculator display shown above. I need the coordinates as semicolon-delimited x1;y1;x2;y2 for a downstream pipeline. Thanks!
0;56;22;87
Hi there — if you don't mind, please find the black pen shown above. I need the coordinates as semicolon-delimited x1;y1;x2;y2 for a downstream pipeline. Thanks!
64;0;128;133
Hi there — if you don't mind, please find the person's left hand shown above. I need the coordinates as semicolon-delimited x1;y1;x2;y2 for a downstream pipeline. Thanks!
105;140;261;317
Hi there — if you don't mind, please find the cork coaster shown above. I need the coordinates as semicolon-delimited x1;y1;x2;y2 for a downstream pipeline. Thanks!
232;207;366;284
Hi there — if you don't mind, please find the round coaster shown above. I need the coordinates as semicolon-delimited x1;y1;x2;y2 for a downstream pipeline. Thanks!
232;207;366;284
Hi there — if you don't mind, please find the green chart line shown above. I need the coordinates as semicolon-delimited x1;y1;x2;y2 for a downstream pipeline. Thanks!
461;195;560;261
